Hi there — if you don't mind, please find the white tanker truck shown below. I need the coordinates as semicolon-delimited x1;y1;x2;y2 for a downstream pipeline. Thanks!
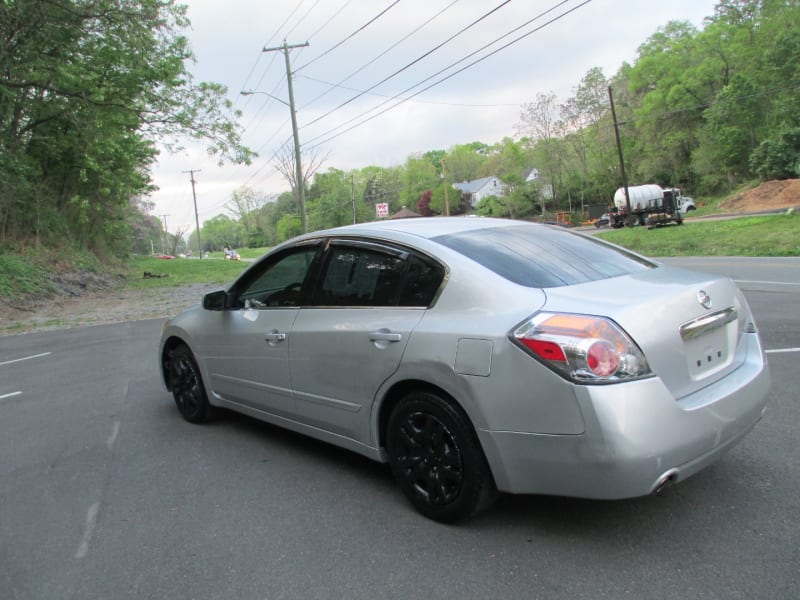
608;184;696;228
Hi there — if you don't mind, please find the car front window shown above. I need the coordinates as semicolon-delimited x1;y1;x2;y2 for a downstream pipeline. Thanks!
233;246;319;308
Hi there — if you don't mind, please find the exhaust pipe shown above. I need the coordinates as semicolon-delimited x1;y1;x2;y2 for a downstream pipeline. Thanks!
653;469;679;495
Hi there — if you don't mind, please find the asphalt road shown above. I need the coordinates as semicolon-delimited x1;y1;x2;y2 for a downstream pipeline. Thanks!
1;258;798;599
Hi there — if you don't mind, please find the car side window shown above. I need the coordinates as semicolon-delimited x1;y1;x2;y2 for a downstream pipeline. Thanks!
398;254;444;307
233;246;319;309
314;244;444;308
316;246;404;307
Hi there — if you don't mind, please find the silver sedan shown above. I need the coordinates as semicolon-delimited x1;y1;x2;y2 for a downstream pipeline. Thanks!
159;217;770;523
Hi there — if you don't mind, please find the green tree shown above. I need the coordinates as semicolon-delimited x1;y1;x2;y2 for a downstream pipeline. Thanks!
226;187;270;245
704;74;764;182
200;215;245;252
306;168;354;231
749;128;800;180
442;142;488;184
399;154;440;208
0;0;253;254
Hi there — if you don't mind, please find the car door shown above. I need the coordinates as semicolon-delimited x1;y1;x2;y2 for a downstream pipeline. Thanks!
289;240;445;444
202;243;321;418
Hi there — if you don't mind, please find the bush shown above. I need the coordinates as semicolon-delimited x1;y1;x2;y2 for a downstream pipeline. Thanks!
749;128;800;180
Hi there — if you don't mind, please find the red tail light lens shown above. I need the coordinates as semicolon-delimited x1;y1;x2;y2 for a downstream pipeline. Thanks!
511;312;651;383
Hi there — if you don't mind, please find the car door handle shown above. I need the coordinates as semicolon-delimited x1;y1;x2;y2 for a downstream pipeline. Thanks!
265;331;287;343
369;330;402;343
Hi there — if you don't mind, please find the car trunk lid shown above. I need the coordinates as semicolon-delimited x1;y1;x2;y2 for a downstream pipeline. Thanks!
541;265;753;399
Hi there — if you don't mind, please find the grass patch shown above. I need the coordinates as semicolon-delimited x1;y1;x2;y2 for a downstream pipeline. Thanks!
0;252;54;299
124;256;250;290
596;212;800;256
237;247;272;260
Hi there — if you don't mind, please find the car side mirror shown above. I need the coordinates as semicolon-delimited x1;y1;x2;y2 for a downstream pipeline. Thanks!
203;290;227;311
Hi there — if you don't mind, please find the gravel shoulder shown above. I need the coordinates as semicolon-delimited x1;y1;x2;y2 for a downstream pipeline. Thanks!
0;283;213;336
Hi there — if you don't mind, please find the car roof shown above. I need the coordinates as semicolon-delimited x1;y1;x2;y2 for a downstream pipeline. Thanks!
304;216;525;242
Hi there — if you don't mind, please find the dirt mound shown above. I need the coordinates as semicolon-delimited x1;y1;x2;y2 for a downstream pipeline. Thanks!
719;179;800;213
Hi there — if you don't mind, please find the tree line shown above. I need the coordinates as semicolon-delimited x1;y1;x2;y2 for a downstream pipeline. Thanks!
2;1;799;259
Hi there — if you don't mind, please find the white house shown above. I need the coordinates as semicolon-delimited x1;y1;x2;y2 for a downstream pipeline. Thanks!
452;176;506;208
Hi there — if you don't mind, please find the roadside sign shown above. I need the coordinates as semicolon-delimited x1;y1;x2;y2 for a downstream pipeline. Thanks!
375;202;389;218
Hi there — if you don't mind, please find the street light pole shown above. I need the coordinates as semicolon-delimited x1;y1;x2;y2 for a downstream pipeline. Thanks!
258;40;309;233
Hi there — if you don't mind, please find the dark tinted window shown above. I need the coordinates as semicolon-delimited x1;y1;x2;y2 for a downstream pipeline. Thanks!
316;246;403;307
398;254;444;307
314;244;444;307
234;246;319;308
434;224;654;288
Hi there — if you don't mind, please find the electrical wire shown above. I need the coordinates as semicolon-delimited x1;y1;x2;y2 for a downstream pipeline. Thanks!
236;0;310;105
297;0;460;112
294;0;402;73
304;0;589;149
299;73;523;107
301;0;514;129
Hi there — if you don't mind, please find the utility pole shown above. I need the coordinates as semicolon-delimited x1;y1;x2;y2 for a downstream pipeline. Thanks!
351;174;356;224
183;169;203;258
159;214;169;254
441;157;450;216
263;40;309;233
608;86;633;226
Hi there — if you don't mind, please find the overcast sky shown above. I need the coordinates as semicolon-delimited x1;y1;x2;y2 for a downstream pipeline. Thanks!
151;0;718;231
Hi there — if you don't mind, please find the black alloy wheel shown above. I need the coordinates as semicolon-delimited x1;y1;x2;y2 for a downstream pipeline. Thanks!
387;391;497;523
169;345;214;424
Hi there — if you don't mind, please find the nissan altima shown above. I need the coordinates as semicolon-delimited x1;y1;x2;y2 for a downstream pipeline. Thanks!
159;217;770;523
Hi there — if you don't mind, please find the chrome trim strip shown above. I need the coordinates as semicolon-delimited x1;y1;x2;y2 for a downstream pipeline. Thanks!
680;306;737;340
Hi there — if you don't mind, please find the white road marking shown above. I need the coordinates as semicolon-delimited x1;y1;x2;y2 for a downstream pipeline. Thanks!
106;421;120;450
75;502;100;559
0;391;22;400
0;352;51;367
765;348;800;354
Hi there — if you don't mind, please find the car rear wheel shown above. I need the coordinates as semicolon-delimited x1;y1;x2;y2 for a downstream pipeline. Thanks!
168;345;214;424
387;391;497;523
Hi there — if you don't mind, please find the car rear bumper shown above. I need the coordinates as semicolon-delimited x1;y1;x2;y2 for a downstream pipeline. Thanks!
478;333;770;498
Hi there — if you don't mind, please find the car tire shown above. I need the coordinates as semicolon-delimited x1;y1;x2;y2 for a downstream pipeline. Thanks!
387;391;497;523
168;345;214;424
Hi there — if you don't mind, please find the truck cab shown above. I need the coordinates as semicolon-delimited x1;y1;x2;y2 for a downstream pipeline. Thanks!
664;188;696;214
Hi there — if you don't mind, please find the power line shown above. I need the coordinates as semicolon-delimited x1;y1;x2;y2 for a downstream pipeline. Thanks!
234;0;310;108
301;0;514;130
297;0;460;113
304;0;590;149
294;0;402;72
300;0;357;54
299;74;523;107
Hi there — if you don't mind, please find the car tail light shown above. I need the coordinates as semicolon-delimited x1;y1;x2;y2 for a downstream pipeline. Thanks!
511;312;652;383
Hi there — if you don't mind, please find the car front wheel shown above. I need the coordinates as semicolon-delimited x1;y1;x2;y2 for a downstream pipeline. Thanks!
168;345;214;424
387;391;496;523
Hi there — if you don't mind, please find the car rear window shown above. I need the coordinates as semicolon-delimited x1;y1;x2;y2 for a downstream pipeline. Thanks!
433;224;655;288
